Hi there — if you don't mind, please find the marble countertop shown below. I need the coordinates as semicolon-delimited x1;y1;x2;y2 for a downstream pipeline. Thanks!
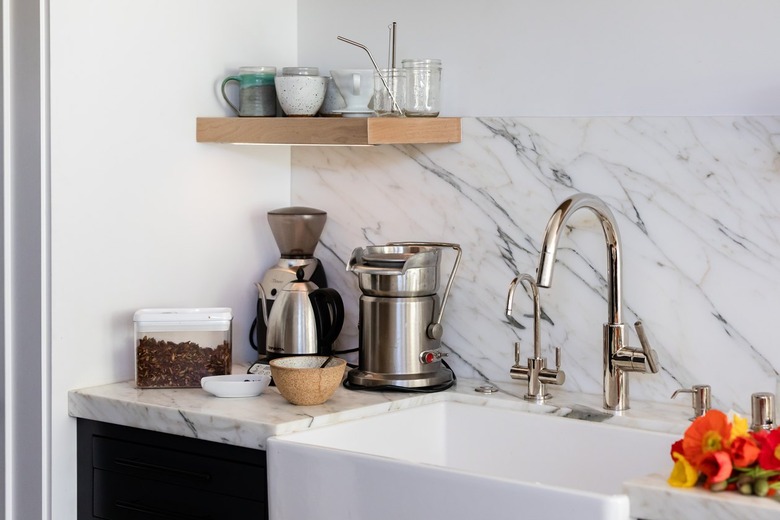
625;474;780;519
68;367;692;451
68;369;780;517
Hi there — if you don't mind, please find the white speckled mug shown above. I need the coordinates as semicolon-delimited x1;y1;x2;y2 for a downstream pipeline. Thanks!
274;75;327;117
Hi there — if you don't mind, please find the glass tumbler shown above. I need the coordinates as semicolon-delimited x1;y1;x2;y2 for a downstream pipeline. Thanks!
402;58;442;117
373;68;406;117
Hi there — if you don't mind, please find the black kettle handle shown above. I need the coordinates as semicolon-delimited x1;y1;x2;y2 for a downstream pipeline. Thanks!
309;288;345;352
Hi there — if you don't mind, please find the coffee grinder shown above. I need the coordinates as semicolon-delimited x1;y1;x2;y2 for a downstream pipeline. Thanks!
252;207;328;356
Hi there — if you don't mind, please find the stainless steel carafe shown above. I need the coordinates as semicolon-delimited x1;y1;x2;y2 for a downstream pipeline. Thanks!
346;242;461;389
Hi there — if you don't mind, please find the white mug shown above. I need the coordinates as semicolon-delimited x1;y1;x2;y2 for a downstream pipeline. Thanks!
330;69;374;115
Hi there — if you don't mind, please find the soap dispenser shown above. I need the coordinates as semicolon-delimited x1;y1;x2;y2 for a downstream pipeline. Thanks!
671;384;711;421
750;392;775;432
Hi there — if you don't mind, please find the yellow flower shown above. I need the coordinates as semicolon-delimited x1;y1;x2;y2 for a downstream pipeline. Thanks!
668;452;698;488
730;413;748;441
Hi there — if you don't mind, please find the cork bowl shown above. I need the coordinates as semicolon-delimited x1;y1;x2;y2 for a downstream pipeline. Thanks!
269;356;347;406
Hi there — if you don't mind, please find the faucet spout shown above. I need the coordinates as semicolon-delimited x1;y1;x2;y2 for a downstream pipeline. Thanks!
536;193;622;326
506;274;542;359
535;193;659;411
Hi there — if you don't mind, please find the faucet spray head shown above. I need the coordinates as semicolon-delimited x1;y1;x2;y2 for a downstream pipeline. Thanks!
536;250;556;288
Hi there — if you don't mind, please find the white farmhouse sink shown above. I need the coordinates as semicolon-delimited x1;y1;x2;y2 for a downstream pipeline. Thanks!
267;401;677;520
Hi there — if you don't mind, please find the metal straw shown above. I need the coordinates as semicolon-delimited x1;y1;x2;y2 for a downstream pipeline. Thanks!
337;35;404;115
388;22;397;69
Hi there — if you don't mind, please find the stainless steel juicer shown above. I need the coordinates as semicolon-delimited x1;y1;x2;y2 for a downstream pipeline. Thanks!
346;242;461;389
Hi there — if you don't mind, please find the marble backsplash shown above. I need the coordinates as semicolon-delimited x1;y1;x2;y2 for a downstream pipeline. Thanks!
291;117;780;413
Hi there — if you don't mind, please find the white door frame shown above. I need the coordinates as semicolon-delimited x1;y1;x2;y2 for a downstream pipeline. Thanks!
3;0;50;518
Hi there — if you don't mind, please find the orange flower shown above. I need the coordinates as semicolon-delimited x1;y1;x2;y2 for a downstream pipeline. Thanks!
730;435;760;468
682;409;732;469
699;451;733;485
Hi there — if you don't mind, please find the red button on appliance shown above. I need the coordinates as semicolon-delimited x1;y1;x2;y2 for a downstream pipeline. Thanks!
421;351;437;364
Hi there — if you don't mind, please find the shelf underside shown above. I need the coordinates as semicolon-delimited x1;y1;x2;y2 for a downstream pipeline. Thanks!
196;117;461;146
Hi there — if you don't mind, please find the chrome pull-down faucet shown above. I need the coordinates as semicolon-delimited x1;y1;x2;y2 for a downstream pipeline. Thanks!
536;193;660;411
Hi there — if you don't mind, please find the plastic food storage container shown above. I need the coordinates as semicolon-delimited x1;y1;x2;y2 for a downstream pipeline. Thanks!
133;308;232;388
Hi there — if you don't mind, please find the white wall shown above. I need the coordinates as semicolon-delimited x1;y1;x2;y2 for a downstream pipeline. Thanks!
299;0;780;116
48;1;297;518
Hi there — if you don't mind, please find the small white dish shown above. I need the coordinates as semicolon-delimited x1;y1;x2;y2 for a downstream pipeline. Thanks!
201;374;271;398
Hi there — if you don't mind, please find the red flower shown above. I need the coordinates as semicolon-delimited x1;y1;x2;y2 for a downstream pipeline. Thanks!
752;429;770;449
730;435;760;468
683;410;732;468
758;429;780;471
699;451;733;485
670;439;684;461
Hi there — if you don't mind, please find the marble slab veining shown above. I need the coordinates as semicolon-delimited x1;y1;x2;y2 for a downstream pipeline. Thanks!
291;116;780;414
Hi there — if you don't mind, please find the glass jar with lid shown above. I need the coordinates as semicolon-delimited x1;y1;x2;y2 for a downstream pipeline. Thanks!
401;58;442;117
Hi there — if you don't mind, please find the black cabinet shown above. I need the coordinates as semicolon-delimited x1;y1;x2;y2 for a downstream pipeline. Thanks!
77;419;268;520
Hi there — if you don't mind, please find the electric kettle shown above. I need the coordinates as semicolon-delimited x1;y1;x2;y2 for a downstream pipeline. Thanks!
262;268;344;359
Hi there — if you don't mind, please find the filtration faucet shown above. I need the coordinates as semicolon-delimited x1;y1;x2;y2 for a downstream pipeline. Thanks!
505;274;565;402
536;193;660;411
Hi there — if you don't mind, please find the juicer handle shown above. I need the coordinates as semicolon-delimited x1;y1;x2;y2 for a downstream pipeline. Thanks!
310;288;345;352
388;241;462;339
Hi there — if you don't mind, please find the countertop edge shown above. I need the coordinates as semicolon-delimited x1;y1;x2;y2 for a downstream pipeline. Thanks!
68;374;692;450
625;474;780;519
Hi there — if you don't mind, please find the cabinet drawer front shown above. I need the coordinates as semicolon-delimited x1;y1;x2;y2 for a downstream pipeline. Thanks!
94;469;267;520
93;436;266;500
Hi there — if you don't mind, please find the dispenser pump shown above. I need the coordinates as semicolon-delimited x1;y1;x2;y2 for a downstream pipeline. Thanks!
750;392;775;432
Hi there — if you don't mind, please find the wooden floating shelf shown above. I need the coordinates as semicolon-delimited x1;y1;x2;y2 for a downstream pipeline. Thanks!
196;117;461;146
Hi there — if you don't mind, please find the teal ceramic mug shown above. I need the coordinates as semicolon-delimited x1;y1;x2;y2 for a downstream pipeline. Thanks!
221;66;277;117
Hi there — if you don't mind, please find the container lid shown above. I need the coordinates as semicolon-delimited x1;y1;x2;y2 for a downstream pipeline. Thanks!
133;308;232;322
